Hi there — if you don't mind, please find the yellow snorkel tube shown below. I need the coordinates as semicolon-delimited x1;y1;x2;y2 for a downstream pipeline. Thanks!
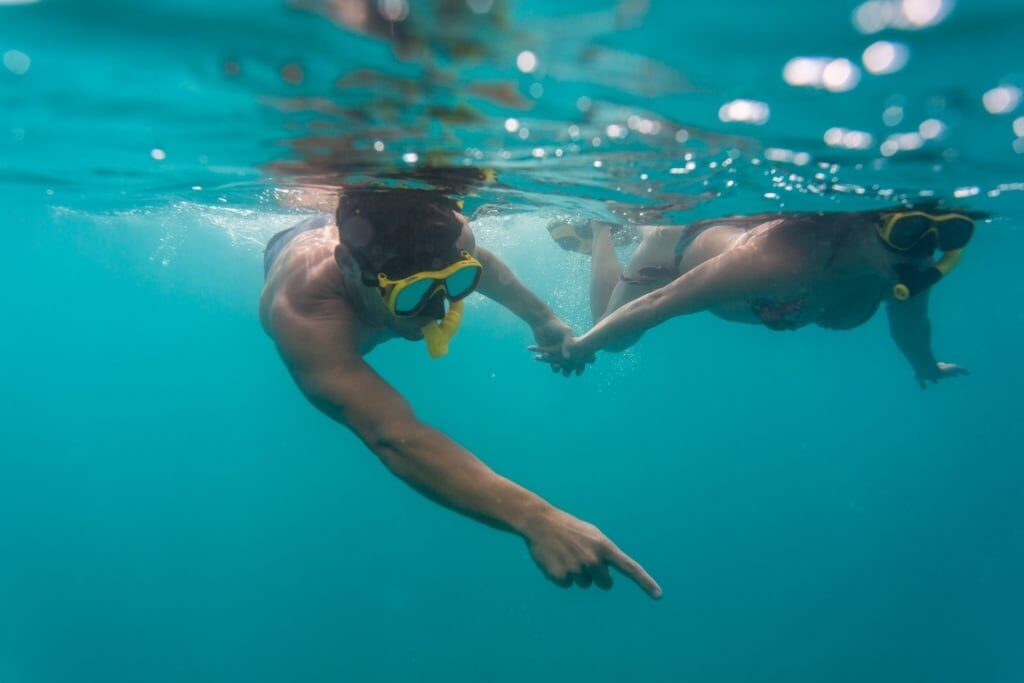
421;300;464;358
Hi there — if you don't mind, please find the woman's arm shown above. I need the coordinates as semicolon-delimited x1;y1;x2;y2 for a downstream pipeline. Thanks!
575;243;782;356
886;290;967;387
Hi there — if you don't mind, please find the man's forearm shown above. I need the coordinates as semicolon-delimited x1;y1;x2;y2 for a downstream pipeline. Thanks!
476;248;555;327
368;420;553;534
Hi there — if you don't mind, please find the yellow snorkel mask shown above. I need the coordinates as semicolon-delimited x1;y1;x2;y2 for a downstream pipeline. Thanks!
375;250;483;358
876;210;975;301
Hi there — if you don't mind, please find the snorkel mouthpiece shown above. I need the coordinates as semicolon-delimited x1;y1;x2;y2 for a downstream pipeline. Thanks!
892;247;965;301
421;300;464;358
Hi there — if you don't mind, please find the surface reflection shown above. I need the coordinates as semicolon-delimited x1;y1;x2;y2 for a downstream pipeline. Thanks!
853;0;954;33
256;0;755;226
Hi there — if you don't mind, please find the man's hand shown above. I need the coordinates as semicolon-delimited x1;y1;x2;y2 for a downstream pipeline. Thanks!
529;329;596;377
521;508;662;599
528;317;591;376
530;316;572;355
916;361;969;389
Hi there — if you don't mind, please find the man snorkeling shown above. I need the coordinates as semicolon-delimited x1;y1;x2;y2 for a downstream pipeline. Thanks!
260;188;661;598
540;207;975;388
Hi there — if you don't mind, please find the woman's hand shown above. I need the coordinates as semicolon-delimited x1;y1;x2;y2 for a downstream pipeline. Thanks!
916;361;969;388
529;326;596;376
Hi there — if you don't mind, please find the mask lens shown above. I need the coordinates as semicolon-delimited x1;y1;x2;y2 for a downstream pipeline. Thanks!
393;279;435;315
889;214;933;250
444;265;480;301
937;216;974;251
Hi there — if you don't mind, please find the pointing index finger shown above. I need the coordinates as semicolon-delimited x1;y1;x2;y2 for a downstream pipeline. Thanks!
604;545;662;599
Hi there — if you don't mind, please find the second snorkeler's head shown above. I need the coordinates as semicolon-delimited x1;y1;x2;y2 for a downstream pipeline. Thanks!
876;210;975;258
876;207;979;300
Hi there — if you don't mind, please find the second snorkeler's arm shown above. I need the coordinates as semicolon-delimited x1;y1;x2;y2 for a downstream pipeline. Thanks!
885;289;967;387
573;244;774;357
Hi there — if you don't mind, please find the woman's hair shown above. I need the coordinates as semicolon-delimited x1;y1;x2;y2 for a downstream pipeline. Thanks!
337;188;463;279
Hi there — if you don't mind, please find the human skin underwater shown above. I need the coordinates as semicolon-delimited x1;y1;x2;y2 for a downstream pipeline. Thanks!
3;0;1023;681
537;208;975;389
260;190;662;597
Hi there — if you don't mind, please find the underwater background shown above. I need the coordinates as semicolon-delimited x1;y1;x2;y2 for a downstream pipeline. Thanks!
2;0;1023;681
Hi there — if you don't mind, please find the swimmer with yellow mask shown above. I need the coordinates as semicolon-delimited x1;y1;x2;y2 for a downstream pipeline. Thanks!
259;187;662;598
539;206;978;389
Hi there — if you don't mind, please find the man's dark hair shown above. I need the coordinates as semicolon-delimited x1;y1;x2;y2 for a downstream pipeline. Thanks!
337;188;463;281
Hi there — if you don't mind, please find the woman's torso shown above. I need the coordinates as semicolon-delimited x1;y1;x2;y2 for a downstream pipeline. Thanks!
670;213;892;331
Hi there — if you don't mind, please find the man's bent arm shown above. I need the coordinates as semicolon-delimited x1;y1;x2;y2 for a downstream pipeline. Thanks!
270;297;554;532
300;359;553;532
264;290;662;597
295;357;661;596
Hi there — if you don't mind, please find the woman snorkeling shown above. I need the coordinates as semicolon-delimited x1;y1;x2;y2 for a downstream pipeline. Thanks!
539;207;977;388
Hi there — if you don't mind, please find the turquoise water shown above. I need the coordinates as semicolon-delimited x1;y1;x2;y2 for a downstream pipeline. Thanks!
3;1;1023;681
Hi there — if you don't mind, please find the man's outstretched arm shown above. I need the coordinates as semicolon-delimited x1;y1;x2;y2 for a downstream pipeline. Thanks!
266;296;661;597
886;290;967;388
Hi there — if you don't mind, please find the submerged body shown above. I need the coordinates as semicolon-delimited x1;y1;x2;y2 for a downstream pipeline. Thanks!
546;210;971;386
609;214;890;330
260;193;661;597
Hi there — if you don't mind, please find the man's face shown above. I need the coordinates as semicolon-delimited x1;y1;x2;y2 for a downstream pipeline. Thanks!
372;211;478;322
417;213;476;320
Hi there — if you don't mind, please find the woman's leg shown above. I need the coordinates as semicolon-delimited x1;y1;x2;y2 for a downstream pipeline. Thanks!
598;226;682;320
588;222;624;323
584;226;685;350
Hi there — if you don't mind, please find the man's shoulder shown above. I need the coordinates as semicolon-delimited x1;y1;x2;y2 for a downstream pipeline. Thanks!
263;237;357;324
261;269;366;360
